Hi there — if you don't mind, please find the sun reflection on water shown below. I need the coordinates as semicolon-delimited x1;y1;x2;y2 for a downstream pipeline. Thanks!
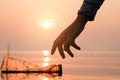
42;50;50;67
43;77;49;80
43;50;49;56
44;57;50;62
43;62;49;67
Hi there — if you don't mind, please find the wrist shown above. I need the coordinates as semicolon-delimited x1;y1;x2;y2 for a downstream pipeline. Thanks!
76;13;88;25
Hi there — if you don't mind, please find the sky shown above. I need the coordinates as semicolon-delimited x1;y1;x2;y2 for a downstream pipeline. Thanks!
0;0;120;51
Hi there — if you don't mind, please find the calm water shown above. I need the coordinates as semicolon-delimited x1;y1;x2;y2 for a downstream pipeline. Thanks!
0;51;120;80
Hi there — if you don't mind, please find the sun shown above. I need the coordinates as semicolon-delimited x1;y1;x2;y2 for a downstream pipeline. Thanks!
42;21;51;29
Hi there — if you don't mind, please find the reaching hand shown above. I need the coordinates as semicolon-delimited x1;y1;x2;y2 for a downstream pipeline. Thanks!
51;14;88;59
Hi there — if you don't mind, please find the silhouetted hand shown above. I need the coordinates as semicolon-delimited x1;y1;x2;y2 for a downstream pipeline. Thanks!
51;14;88;59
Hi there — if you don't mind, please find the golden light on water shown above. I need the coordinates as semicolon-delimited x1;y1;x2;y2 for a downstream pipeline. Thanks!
43;50;49;56
43;57;50;62
43;77;49;80
42;50;50;67
43;62;49;67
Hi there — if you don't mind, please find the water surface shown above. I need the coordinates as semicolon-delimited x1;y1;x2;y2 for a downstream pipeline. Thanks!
0;51;120;80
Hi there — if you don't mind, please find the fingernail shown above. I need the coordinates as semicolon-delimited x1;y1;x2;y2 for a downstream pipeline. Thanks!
62;57;65;59
51;52;53;55
71;55;74;57
70;54;74;57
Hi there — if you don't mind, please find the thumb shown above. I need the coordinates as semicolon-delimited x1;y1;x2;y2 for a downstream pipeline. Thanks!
71;42;81;50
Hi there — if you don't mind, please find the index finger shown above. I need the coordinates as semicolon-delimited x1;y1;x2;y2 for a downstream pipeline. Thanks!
51;41;57;55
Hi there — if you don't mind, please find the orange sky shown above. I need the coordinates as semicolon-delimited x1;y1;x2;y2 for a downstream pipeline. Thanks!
0;0;120;51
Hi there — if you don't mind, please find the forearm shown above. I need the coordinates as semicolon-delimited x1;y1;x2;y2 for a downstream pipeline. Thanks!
78;0;104;21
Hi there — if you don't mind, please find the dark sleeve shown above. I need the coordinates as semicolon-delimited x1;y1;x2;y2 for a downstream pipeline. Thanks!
78;0;104;21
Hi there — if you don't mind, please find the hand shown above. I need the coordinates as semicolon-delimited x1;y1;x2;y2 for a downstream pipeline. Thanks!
51;14;88;59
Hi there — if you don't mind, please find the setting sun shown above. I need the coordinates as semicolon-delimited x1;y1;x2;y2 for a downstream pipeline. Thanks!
42;21;51;29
